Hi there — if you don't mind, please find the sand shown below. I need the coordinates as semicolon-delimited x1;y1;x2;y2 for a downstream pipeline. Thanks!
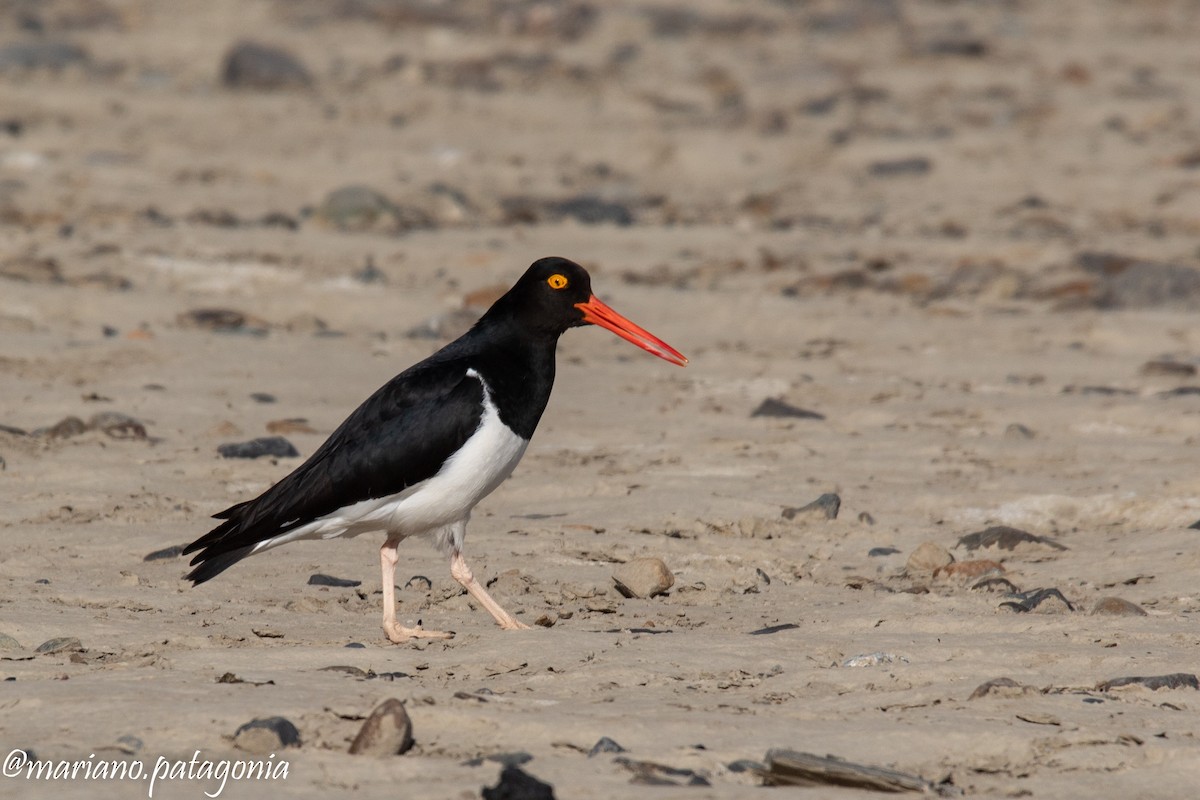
2;1;1200;798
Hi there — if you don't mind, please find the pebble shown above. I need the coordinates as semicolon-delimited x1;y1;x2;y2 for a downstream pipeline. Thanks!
1140;360;1195;377
177;308;269;335
314;185;428;234
0;633;22;651
781;492;840;521
36;416;88;439
751;397;824;419
1090;597;1147;616
868;156;932;178
841;652;908;668
956;525;1067;553
348;698;413;756
233;717;301;754
1004;423;1036;440
762;749;940;793
615;757;710;787
218;436;299;459
588;737;626;757
143;544;185;561
612;557;674;599
88;411;147;439
1075;251;1200;309
35;637;82;654
463;752;533;768
933;559;1005;581
308;573;361;588
1097;673;1198;692
221;41;313;90
968;677;1032;700
906;541;954;572
749;623;800;636
868;546;899;557
0;40;90;72
250;392;276;403
482;765;556;800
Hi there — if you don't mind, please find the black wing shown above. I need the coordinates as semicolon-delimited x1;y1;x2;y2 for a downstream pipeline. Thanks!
183;359;485;583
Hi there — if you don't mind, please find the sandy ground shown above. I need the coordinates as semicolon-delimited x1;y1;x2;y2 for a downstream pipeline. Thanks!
3;1;1200;798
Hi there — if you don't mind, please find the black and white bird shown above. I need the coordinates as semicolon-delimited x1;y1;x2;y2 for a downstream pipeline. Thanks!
182;257;687;643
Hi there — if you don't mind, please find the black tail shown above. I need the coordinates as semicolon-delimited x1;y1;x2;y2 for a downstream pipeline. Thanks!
185;544;255;585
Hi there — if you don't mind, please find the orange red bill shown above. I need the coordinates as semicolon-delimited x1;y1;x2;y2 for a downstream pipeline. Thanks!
575;296;688;367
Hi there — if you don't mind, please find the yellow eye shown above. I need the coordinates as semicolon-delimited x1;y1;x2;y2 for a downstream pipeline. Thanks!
547;274;568;290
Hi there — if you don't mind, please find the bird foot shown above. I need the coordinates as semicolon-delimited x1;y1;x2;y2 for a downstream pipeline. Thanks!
499;618;532;631
383;620;455;644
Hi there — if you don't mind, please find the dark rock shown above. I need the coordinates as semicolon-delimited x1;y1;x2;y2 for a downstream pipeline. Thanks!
354;257;387;285
749;623;800;636
88;411;147;439
614;756;710;786
588;737;626;757
1076;252;1200;309
250;392;276;404
308;574;361;588
218;436;299;459
868;547;900;557
751;398;824;419
968;677;1029;700
35;416;88;439
1157;386;1200;397
35;637;82;654
1097;674;1199;692
1000;587;1075;613
482;765;555;800
500;194;636;226
1004;423;1036;440
782;493;840;521
956;526;1067;552
221;41;313;90
726;759;765;773
177;308;269;335
234;717;301;754
867;157;932;178
348;698;413;756
404;575;433;591
0;39;90;71
924;38;989;57
1141;360;1196;377
612;557;674;598
143;544;185;562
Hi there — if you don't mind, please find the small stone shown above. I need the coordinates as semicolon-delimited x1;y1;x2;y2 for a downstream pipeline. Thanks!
867;547;899;557
749;623;800;636
234;717;301;754
612;557;674;599
35;637;82;655
1090;597;1148;616
222;41;313;90
348;698;413;757
314;185;429;234
841;652;908;668
88;411;147;439
868;157;932;177
588;737;626;757
934;559;1005;581
308;574;361;588
1004;423;1036;440
143;544;185;562
177;308;269;335
782;493;840;521
1000;587;1075;613
36;416;88;439
250;392;276;403
751;397;824;419
218;436;299;459
482;765;556;800
0;633;22;651
1140;360;1196;377
906;541;954;572
968;677;1031;700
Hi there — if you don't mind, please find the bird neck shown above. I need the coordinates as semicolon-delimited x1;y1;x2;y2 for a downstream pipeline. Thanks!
464;322;559;440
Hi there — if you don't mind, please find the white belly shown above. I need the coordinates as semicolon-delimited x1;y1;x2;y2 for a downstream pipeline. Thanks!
248;370;528;555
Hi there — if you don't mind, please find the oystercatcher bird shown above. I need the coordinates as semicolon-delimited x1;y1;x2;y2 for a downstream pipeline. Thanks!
183;257;686;643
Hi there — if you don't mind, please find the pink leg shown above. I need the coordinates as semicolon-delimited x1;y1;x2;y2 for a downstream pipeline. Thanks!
380;538;454;644
449;549;530;631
